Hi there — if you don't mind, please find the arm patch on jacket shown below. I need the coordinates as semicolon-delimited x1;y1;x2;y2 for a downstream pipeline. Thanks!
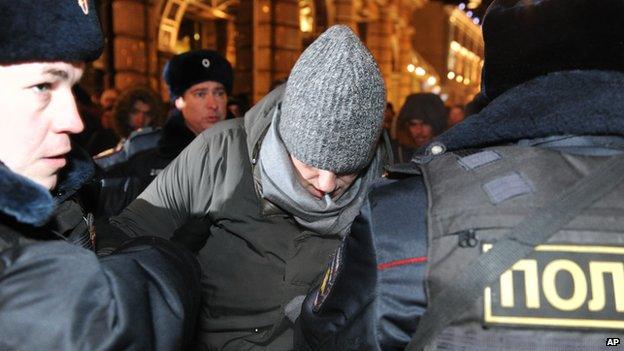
313;242;344;312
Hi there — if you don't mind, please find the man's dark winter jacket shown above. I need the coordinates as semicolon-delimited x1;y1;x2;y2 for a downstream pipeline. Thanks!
295;70;624;350
95;111;195;220
0;146;201;350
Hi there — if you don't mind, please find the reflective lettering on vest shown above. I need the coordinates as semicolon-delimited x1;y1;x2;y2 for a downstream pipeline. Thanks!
482;243;624;329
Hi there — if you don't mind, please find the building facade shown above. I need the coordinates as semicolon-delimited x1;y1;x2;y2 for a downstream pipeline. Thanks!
92;0;483;107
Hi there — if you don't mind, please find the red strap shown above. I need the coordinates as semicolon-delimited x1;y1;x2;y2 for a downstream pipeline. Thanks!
377;256;427;270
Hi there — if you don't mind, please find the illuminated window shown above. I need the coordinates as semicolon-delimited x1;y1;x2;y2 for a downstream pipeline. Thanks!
299;0;314;33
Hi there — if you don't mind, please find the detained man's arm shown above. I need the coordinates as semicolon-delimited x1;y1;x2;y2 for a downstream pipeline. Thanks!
0;239;201;351
110;134;214;239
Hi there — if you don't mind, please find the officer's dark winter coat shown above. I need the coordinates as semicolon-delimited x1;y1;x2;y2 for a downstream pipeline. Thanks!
119;109;196;178
0;147;201;350
95;110;195;220
295;70;624;350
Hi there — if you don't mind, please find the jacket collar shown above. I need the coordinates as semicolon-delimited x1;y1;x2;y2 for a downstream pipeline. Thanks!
0;145;93;226
244;84;287;163
429;70;624;153
157;110;197;159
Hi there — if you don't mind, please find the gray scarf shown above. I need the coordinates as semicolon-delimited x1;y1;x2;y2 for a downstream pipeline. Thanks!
259;111;382;238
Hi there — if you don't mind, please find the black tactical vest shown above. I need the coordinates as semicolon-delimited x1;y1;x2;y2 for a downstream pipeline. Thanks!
419;145;624;350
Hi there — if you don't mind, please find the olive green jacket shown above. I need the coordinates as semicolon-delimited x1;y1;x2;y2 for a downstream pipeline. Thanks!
113;85;378;350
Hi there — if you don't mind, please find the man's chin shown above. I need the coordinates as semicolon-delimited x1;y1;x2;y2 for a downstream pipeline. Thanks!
34;174;58;191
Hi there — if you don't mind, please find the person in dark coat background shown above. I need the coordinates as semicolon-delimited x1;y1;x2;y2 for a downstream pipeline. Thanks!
0;1;201;349
296;0;624;350
391;93;447;163
93;49;233;221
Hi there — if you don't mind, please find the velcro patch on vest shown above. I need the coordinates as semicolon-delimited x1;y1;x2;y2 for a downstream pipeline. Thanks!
453;148;483;158
457;150;501;170
313;243;344;312
483;172;533;204
482;243;624;330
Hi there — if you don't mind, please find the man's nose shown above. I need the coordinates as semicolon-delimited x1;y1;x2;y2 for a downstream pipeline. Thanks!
53;89;84;134
317;170;338;194
205;95;218;109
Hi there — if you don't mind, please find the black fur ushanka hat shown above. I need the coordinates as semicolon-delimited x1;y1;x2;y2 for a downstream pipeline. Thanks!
163;49;234;100
0;0;103;64
481;0;624;100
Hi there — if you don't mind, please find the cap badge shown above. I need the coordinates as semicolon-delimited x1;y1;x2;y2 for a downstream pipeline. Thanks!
78;0;89;15
202;58;211;68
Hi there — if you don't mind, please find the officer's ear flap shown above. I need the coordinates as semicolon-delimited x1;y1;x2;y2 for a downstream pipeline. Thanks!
174;97;186;110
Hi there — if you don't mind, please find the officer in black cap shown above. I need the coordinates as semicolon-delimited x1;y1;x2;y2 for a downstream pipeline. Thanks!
296;0;624;350
0;1;201;349
93;49;234;220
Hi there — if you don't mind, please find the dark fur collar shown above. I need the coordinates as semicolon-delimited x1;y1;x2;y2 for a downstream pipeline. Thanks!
430;70;624;153
0;145;93;226
157;110;196;159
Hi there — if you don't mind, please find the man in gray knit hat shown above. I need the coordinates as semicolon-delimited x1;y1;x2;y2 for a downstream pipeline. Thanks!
109;25;389;349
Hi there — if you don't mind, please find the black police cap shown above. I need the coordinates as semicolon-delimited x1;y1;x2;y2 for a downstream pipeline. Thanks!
0;0;103;64
163;49;234;100
481;0;624;100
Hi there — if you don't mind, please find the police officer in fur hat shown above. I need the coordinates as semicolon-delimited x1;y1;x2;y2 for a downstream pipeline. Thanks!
93;49;233;221
296;0;624;350
0;1;201;349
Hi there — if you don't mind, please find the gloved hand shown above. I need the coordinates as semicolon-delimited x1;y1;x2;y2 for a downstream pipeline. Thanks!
94;218;131;256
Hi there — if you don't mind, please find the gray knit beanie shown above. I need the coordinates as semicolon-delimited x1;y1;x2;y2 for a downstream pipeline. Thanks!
279;25;386;174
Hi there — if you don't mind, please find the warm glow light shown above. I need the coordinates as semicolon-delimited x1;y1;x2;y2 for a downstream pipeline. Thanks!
447;71;456;80
299;1;314;33
464;79;471;85
407;64;415;73
262;5;269;13
427;76;437;86
456;75;464;83
432;86;441;94
468;0;482;9
193;33;200;41
450;41;461;51
415;67;426;76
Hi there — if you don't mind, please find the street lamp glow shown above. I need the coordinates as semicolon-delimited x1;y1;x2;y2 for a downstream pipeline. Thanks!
447;71;456;80
427;76;437;86
407;64;415;73
456;75;464;83
416;67;426;76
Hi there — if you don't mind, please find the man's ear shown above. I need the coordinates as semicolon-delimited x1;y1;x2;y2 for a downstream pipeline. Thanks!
174;96;186;110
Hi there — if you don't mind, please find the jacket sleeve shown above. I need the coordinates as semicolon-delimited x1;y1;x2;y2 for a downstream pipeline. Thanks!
110;133;216;239
0;238;201;351
295;176;429;351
